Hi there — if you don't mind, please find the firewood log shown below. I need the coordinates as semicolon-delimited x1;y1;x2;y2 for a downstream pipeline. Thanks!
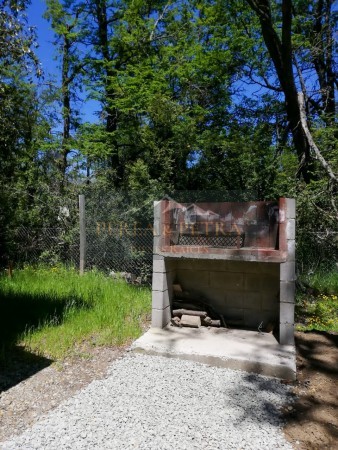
201;316;213;326
171;317;182;327
202;317;221;327
173;309;207;318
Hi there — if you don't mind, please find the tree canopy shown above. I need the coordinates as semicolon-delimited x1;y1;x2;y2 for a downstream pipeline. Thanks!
0;0;337;243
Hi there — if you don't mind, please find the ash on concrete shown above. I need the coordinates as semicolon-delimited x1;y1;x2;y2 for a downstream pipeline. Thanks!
132;326;296;380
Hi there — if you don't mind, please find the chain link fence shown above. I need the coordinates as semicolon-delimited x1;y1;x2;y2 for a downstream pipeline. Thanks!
86;226;153;281
1;191;337;281
5;225;153;283
5;226;337;278
296;231;338;274
10;227;80;266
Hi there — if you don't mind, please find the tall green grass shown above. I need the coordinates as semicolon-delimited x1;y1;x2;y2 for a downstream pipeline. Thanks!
301;270;338;295
0;266;151;360
296;270;338;332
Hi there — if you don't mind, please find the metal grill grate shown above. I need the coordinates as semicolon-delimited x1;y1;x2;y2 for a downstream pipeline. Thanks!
177;234;244;248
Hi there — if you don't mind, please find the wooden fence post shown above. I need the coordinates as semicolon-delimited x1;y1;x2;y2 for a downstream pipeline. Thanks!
79;194;86;275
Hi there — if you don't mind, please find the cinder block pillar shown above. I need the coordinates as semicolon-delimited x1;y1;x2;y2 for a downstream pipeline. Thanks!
153;201;162;254
152;256;171;328
279;198;296;345
152;201;171;328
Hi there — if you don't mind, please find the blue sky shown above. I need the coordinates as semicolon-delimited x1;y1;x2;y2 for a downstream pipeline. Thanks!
27;0;99;123
27;0;56;76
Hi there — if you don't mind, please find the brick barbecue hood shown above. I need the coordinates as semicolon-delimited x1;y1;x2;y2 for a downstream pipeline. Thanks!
151;198;295;345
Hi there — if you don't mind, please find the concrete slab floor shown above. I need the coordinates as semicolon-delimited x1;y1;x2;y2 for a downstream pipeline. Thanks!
132;326;296;381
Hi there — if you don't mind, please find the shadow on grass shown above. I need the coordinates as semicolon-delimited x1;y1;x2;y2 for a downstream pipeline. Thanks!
0;290;91;392
0;345;52;393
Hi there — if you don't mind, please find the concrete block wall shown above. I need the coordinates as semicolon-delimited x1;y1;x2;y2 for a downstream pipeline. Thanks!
173;259;279;329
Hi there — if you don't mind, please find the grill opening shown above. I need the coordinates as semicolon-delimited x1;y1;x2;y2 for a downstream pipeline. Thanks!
177;233;244;248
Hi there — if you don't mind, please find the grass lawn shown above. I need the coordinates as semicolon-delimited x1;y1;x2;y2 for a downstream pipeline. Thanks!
0;266;151;361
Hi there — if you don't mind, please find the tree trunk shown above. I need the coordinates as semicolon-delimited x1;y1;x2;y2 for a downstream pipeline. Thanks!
312;0;336;122
246;0;313;182
94;0;123;187
59;31;71;190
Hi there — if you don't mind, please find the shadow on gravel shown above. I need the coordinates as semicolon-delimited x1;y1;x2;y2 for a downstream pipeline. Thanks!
220;371;292;430
215;331;338;448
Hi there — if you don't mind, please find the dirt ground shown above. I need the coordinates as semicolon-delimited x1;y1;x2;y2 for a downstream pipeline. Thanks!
283;331;338;450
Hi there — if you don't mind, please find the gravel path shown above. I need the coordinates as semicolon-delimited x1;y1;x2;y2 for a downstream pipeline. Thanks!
0;347;123;442
1;354;294;450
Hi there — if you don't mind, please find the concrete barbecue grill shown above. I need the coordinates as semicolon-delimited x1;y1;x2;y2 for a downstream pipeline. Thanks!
152;197;295;343
133;197;296;380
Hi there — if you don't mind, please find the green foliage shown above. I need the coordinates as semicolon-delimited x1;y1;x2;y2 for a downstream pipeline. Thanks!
0;5;47;259
0;1;39;71
302;271;338;296
296;270;338;332
296;293;338;332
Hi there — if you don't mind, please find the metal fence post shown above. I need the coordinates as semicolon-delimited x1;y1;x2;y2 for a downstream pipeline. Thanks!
79;194;86;274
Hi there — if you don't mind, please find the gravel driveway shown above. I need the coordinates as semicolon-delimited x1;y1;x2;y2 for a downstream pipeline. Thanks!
1;354;294;450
